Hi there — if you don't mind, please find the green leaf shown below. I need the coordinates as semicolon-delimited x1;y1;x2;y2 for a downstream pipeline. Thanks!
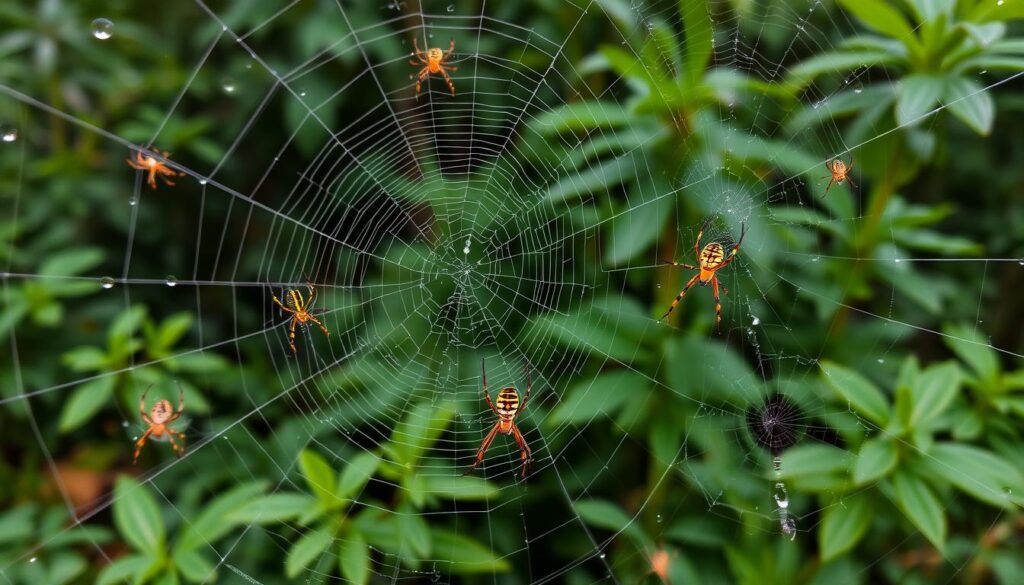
153;313;193;353
908;362;960;427
891;470;946;548
820;361;890;426
942;323;999;381
542;156;637;205
550;370;649;424
227;493;316;524
921;443;1024;509
574;499;650;548
603;190;673;266
173;548;215;583
39;248;104;276
430;529;511;574
838;0;918;43
299;450;341;508
853;437;898;484
339;530;371;585
109;306;147;341
285;528;333;578
387;401;456;467
896;74;945;127
419;475;500;500
112;476;165;555
779;444;854;478
337;452;379;499
530;101;631;134
62;346;109;371
96;554;154;585
681;0;713;83
819;493;872;561
175;482;266;552
399;512;431;558
58;376;115;433
944;77;994;135
787;51;900;89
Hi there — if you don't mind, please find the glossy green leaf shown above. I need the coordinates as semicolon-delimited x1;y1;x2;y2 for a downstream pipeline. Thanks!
908;362;960;427
896;75;945;127
337;452;379;499
779;444;854;478
574;499;650;548
285;528;333;578
942;322;999;381
681;0;713;82
838;0;918;43
39;248;104;276
299;449;341;508
603;190;673;266
820;361;890;426
339;530;370;585
58;376;115;433
419;475;500;500
819;493;872;561
853;437;898;484
399;512;431;558
920;443;1024;509
112;476;165;555
173;548;215;583
550;370;649;424
945;77;994;135
227;493;316;524
176;481;266;552
96;554;155;585
430;529;511;574
891;470;945;548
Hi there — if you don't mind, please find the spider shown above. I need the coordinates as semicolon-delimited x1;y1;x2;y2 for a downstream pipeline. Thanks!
464;359;533;479
271;281;329;354
409;37;457;95
125;148;184;190
820;155;855;196
133;385;186;464
659;219;747;331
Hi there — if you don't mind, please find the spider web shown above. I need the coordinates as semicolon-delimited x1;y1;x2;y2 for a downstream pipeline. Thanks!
1;0;1023;583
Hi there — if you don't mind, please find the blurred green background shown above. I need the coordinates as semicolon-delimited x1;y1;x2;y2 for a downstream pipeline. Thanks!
2;0;1024;583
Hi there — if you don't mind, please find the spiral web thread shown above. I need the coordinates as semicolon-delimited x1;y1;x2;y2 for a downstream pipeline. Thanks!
1;0;1022;582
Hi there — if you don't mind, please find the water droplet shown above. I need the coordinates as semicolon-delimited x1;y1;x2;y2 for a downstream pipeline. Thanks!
128;194;138;206
752;316;760;325
446;4;455;11
463;246;470;254
894;258;901;263
877;358;885;364
773;482;790;509
29;557;37;563
599;553;607;559
299;90;307;97
100;276;115;289
656;514;663;523
122;421;129;427
91;18;114;40
998;0;1004;5
165;275;178;287
222;78;237;94
853;82;864;94
199;178;208;185
1;127;17;143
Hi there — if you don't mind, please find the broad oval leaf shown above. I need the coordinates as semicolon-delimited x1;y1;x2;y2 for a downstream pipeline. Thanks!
819;361;890;426
550;370;649;425
853;437;898;484
228;493;316;524
574;499;650;548
285;528;333;578
112;476;165;555
337;452;379;499
920;443;1024;509
175;481;266;552
299;449;340;508
430;529;511;574
909;362;961;427
419;475;499;500
339;530;371;585
891;470;946;548
896;75;945;127
59;376;115;433
779;444;854;478
942;323;999;382
945;77;994;135
819;493;872;561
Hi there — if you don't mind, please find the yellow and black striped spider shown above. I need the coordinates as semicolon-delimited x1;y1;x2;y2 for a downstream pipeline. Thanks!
659;219;746;331
271;282;329;354
465;359;533;479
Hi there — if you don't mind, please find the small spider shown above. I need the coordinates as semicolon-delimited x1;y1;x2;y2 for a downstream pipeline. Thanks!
464;359;533;479
409;37;457;95
271;281;329;354
133;385;186;464
659;219;747;331
125;148;185;190
820;155;855;196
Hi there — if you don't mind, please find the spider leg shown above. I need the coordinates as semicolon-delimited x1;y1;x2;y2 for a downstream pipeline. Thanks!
125;159;146;170
413;36;423;60
288;318;298;355
271;293;295;314
167;430;186;457
415;68;429;94
712;276;723;333
139;385;154;425
846;155;853;171
665;261;697;270
821;178;835;197
147;169;158;189
439;67;456;95
717;222;746;269
511;423;533;479
659;273;701;322
409;59;421;66
520;361;532;412
444;37;455;57
845;176;856;190
464;423;500;476
307;314;330;338
132;428;154;464
305;281;317;309
481;359;498;415
175;383;185;414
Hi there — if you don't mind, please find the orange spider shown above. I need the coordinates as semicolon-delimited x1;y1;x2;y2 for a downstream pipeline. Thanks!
464;359;533;479
409;37;457;95
125;148;184;189
820;155;855;196
659;219;746;331
133;385;186;464
271;281;329;354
